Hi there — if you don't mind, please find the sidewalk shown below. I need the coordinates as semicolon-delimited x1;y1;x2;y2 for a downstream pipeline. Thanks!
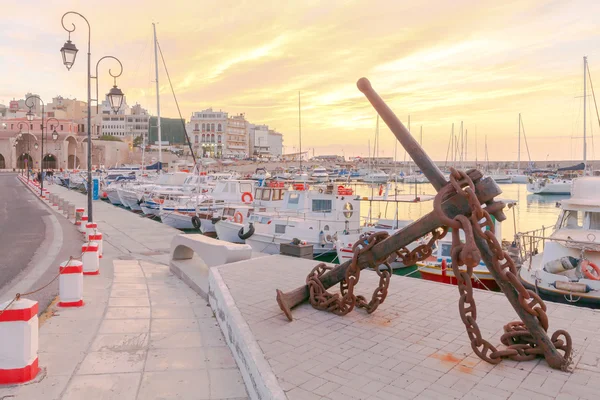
2;183;248;400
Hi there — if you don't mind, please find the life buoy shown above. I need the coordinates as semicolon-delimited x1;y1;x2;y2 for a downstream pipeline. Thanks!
582;260;600;280
234;211;244;224
191;216;201;230
241;192;253;204
238;223;255;240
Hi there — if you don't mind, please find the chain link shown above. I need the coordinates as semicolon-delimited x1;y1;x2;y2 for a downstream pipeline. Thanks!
437;167;572;368
306;229;442;316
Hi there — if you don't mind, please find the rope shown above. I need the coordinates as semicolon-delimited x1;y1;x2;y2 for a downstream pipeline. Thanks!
0;247;86;318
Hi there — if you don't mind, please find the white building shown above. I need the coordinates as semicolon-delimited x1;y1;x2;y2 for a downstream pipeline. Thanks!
249;124;283;158
93;98;150;139
186;108;249;158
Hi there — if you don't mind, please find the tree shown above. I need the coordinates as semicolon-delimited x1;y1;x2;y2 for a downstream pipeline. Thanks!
133;135;143;147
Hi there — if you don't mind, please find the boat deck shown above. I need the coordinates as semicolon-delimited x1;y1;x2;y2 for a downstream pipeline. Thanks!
211;255;600;400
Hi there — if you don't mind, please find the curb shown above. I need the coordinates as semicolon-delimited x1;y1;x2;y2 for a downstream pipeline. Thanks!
208;267;286;400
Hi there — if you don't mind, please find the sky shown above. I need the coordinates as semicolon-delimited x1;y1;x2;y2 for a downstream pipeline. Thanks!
1;0;600;161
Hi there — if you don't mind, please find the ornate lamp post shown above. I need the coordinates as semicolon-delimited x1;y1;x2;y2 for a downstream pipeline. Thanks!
60;11;125;222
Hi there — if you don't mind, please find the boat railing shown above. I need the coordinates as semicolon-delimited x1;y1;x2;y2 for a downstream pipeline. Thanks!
515;225;555;264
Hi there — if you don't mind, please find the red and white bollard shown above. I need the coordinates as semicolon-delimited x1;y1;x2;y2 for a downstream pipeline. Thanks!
85;222;98;237
88;232;103;259
58;260;84;307
78;215;88;234
75;208;85;226
0;298;39;384
82;242;99;275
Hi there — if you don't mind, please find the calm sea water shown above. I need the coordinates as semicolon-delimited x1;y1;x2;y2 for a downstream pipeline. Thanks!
352;183;570;241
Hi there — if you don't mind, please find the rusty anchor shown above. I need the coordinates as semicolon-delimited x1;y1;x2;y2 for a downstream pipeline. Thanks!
275;77;572;370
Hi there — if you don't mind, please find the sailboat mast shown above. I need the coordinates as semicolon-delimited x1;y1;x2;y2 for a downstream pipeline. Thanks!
518;113;521;173
465;129;468;167
298;91;302;171
153;23;162;168
451;123;455;168
584;56;588;166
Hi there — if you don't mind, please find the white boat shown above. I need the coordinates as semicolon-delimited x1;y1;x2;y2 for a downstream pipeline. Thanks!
362;169;389;184
508;172;528;183
403;174;429;184
519;177;600;307
244;184;361;255
490;173;512;184
527;177;572;195
214;182;288;242
311;166;329;182
251;167;271;180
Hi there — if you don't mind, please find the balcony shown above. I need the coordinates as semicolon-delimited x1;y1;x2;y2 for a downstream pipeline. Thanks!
227;144;247;150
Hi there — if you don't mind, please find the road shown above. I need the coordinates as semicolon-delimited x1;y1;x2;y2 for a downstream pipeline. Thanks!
0;173;48;289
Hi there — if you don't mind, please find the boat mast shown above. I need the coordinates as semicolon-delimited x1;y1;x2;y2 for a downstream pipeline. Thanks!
298;91;302;172
153;23;162;169
584;56;588;167
518;113;521;173
465;129;468;168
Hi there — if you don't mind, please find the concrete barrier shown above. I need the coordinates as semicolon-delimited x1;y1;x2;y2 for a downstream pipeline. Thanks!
63;202;71;218
75;208;85;227
58;260;84;307
82;242;99;275
169;234;252;299
89;232;103;259
67;204;76;220
0;298;39;384
57;198;64;211
78;215;88;234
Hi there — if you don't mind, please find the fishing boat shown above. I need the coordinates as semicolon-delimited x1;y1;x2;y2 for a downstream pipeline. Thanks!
417;203;516;291
519;177;600;307
244;184;361;255
251;167;271;181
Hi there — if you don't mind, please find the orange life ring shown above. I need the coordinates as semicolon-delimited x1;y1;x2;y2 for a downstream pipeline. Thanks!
582;260;600;280
234;211;244;224
241;192;253;204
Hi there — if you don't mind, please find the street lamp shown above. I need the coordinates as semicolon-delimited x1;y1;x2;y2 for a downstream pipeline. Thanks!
61;11;125;223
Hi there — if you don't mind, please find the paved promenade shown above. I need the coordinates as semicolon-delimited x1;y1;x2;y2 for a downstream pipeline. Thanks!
1;179;247;400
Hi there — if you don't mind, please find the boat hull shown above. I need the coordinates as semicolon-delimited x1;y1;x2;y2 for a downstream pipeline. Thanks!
246;233;334;256
159;211;195;230
527;181;571;195
215;220;245;243
419;266;499;291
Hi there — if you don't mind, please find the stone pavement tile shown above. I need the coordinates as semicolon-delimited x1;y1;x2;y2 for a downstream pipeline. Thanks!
112;275;147;283
105;306;151;319
150;296;195;307
313;381;342;397
110;289;149;298
62;372;141;400
151;305;196;319
286;387;323;400
39;351;85;377
77;350;146;374
138;370;210;400
145;347;207;371
39;332;91;354
40;316;99;334
1;375;70;400
209;368;248;399
89;332;149;352
108;296;150;307
151;317;200;333
204;346;237;369
150;331;204;349
99;318;151;333
112;283;147;291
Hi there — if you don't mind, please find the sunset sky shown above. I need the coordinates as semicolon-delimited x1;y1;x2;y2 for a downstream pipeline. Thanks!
2;0;600;161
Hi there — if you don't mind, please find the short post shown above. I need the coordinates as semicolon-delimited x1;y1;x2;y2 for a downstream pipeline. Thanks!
85;222;98;238
78;215;88;234
67;204;76;220
63;202;71;217
50;194;57;207
75;208;85;227
0;298;39;384
82;242;99;275
58;260;84;307
57;198;64;211
88;232;103;259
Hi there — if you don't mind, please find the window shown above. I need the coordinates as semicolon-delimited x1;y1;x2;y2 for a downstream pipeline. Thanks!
202;134;205;142
60;125;63;131
272;189;283;201
217;123;222;132
211;134;215;143
11;124;13;130
262;189;270;201
211;123;215;132
312;199;332;213
218;135;222;143
255;189;262;200
30;124;33;130
324;225;330;231
589;212;600;230
194;135;199;144
240;183;253;193
288;193;300;204
40;124;43;130
224;208;235;217
441;243;452;258
275;224;286;234
195;123;199;131
559;210;583;229
343;202;354;219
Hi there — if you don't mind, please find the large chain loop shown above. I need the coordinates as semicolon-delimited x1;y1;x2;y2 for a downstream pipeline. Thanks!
435;167;572;369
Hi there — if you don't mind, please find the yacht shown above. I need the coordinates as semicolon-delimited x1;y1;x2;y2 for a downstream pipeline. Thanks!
519;177;600;307
362;170;389;184
527;176;573;195
311;166;329;183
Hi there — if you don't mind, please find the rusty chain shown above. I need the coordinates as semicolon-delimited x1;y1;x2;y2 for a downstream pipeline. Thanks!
307;227;446;316
436;167;572;367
